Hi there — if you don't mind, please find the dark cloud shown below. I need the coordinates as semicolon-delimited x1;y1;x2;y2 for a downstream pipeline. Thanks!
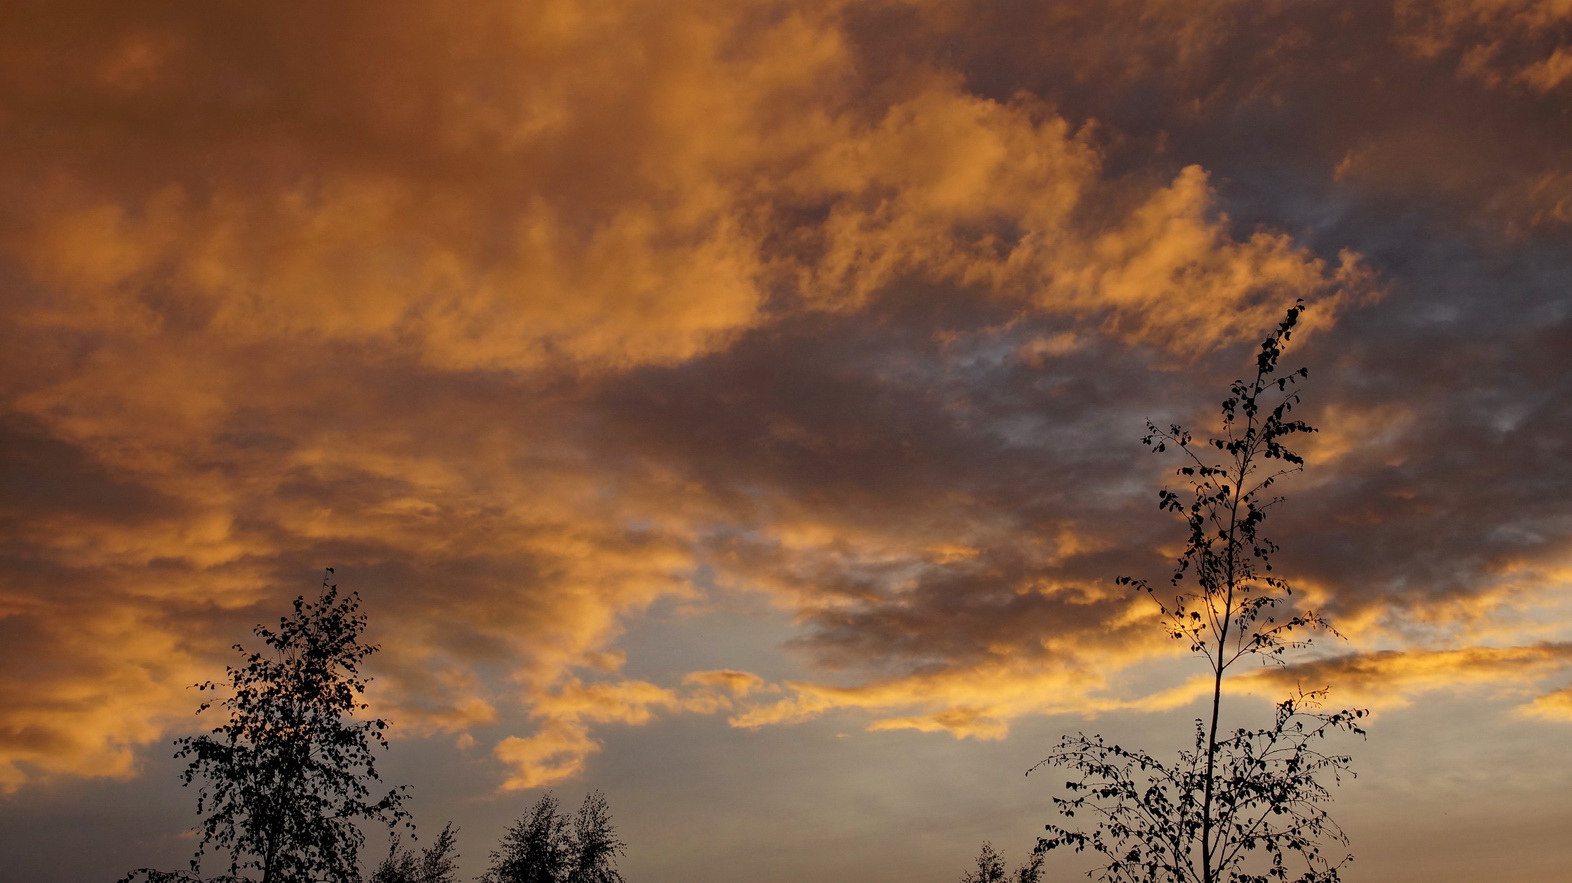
1;3;1569;880
0;413;177;524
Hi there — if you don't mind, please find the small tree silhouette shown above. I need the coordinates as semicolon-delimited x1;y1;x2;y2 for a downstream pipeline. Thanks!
566;791;625;883
960;841;1044;883
482;792;625;883
373;822;460;883
123;569;410;883
1031;303;1366;883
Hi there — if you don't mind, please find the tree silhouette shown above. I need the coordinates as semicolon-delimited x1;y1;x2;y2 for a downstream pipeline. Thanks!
1031;303;1366;883
960;841;1044;883
482;792;625;883
373;822;460;883
566;792;625;883
123;569;409;883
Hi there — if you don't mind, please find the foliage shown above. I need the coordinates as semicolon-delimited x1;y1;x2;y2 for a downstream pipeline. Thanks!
1034;691;1363;883
119;870;243;883
1031;303;1366;883
373;823;460;883
482;792;625;883
566;791;626;883
485;793;569;883
960;841;1044;883
124;569;410;883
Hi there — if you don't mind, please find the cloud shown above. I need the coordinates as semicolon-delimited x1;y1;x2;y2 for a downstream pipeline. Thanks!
2;0;1569;801
1248;643;1572;709
493;674;757;790
1397;0;1572;93
683;669;770;697
1521;684;1572;721
0;595;210;791
3;12;1363;374
728;660;1215;741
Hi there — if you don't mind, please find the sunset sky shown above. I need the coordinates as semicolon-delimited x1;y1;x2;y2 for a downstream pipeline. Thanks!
3;1;1571;881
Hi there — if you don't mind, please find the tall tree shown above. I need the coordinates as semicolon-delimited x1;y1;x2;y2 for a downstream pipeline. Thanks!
483;792;625;883
124;569;410;883
1032;303;1366;883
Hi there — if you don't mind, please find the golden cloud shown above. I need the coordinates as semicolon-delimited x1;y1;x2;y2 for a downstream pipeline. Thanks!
728;647;1215;741
1520;684;1572;720
2;0;1369;381
717;641;1572;747
494;674;757;790
1248;643;1572;709
1043;166;1373;353
10;0;1529;801
1398;0;1572;92
0;597;210;792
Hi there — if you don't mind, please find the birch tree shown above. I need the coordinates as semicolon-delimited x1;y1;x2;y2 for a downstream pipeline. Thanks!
1032;303;1366;883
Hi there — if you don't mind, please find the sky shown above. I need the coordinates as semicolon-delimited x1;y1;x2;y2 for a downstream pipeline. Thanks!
2;0;1571;880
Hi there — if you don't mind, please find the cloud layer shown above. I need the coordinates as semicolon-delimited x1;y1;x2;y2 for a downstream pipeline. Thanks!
2;0;1569;816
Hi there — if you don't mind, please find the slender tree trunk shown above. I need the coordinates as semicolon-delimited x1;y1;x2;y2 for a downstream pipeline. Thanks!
1201;426;1254;883
1201;604;1227;883
261;820;277;883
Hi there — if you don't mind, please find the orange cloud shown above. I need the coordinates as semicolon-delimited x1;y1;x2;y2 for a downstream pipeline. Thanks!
1044;166;1374;353
1398;0;1572;93
718;640;1572;747
1248;643;1572;709
728;659;1216;741
0;598;210;792
683;669;770;697
11;0;1549;803
2;0;1369;386
494;674;758;789
1521;684;1572;720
